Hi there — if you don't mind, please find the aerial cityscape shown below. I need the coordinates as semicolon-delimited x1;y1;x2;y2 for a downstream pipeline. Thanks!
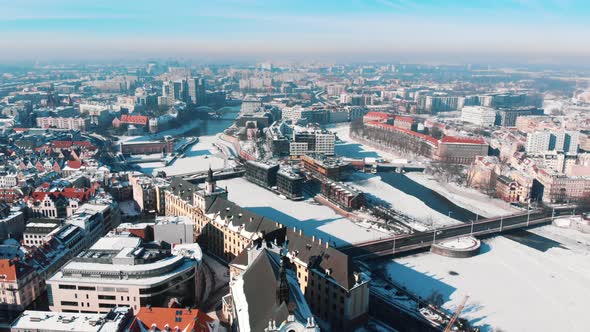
1;1;589;332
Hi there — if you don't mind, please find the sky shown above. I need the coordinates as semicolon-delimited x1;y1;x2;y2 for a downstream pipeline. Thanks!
0;0;588;63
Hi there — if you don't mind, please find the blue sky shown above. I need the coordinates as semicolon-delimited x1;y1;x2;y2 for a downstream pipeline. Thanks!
0;0;588;62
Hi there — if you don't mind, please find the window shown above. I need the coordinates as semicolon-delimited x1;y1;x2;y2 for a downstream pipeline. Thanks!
98;295;116;300
59;284;76;290
60;301;78;306
99;303;117;308
78;286;96;291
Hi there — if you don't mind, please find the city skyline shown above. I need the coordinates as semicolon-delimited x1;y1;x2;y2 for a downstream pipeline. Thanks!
0;0;589;63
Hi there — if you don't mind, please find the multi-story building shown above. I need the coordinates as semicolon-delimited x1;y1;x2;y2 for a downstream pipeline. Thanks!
461;106;497;127
496;107;544;127
36;116;89;131
420;95;464;113
393;116;417;131
301;154;353;181
244;161;280;188
276;168;304;200
47;235;202;314
526;130;580;155
0;259;44;322
438;136;489;164
128;306;215;332
10;307;133;332
22;219;61;247
153;216;195;245
119;138;174;155
224;244;319;332
321;180;366;210
164;177;372;331
187;77;206;106
129;173;157;213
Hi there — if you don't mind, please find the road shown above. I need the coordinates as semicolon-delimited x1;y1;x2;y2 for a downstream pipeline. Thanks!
341;208;573;259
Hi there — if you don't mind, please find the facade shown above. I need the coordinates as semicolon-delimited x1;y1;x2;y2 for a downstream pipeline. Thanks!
47;236;201;314
23;219;61;247
526;130;580;155
244;161;280;188
153;216;194;245
496;107;544;127
321;181;365;210
276;168;304;200
301;154;353;181
119;138;174;155
393;116;417;131
36;116;89;131
438;136;489;164
461;106;497;127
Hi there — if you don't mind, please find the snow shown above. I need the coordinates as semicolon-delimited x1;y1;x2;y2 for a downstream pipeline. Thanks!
347;172;460;228
329;123;404;162
384;225;590;332
137;134;234;176
405;172;518;218
436;236;479;250
216;177;391;246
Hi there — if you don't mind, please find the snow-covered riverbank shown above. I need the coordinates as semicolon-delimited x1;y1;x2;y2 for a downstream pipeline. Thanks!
383;225;590;332
405;172;518;218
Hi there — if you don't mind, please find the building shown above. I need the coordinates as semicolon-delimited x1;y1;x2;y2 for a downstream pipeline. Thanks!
187;77;206;106
36;116;89;131
393;116;417;131
301;154;353;181
276;168;304;200
0;206;25;241
526;130;580;155
363;111;393;123
22;219;61;247
438;136;489;164
244;161;280;188
129;173;157;213
461;106;497;127
47;235;202;314
496;107;544;127
321;181;365;210
0;258;44;322
10;307;133;332
119;138;174;155
224;245;319;332
153;216;194;245
128;306;215;332
419;95;464;113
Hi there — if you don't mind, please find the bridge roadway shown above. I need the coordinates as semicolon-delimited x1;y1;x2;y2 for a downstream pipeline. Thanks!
340;209;572;259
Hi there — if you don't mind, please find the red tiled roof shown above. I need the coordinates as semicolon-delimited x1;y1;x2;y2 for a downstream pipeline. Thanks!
394;116;415;123
120;114;149;125
66;160;83;169
0;259;33;282
51;141;96;149
366;121;439;146
440;136;486;145
129;307;214;332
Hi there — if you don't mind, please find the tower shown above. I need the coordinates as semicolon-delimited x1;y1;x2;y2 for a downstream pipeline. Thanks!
276;254;290;305
205;167;215;194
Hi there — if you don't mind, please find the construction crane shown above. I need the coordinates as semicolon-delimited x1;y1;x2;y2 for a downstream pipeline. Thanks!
443;295;469;332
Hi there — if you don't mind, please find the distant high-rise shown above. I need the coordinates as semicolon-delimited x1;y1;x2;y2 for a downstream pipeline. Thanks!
526;130;580;154
187;77;206;106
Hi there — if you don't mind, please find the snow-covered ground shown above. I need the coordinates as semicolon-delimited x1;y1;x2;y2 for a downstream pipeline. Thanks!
384;225;590;332
216;177;392;246
329;123;404;162
137;134;233;176
405;172;518;218
348;172;460;228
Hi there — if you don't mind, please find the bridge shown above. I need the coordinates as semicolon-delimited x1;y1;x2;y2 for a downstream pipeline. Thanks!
340;207;575;259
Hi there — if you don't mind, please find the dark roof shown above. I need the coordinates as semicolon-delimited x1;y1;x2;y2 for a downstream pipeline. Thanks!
205;197;284;241
241;250;306;332
285;229;357;290
169;177;199;204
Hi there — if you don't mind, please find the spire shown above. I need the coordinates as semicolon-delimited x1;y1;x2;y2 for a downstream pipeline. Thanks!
276;248;290;305
206;166;214;183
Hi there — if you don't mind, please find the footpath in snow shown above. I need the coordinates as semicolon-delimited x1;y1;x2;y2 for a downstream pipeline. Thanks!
383;225;590;332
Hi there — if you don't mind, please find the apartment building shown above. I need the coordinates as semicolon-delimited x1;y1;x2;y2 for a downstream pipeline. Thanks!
461;106;497;127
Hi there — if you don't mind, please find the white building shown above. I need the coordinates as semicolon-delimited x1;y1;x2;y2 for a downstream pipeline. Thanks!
315;132;336;155
461;106;497;127
10;307;133;332
526;130;580;155
47;235;202;314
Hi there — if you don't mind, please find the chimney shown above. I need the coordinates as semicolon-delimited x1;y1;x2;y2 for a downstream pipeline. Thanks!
318;238;322;246
299;229;302;236
325;241;329;249
312;235;315;242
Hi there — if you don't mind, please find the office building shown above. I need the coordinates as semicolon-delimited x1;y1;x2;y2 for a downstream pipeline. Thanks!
461;106;497;127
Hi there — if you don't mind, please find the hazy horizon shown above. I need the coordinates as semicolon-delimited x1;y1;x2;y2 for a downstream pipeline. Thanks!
1;0;590;64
